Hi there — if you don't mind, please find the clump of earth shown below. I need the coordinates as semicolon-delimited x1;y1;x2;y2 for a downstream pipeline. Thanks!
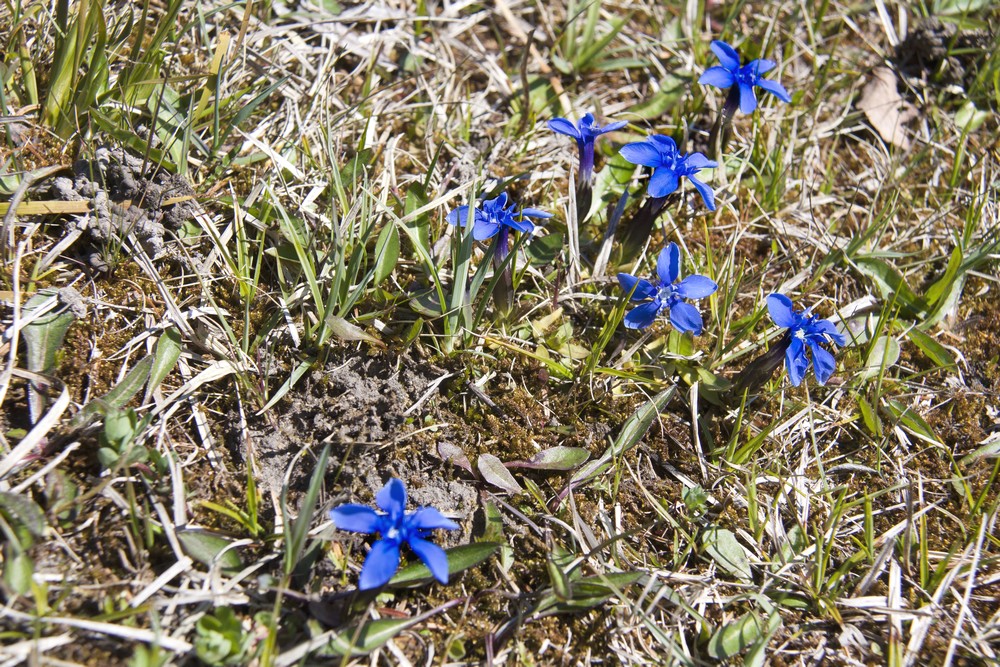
48;146;199;268
235;351;479;522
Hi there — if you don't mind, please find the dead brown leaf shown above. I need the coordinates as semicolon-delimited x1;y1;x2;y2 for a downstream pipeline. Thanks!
858;66;918;149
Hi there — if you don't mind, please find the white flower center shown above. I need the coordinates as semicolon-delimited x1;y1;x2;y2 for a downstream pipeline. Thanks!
386;527;400;540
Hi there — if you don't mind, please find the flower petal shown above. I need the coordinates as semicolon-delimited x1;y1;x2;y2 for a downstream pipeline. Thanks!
624;301;660;330
358;539;401;590
683;152;717;171
657;243;680;284
669;301;704;335
473;219;500;241
408;537;450;584
446;206;470;227
756;78;791;103
687;175;717;211
598;120;629;134
505;217;534;234
710;40;741;71
619;141;663;167
811;319;847;347
520;207;553;219
784;336;808;387
376;478;407;519
329;504;382;534
698;65;736;88
809;340;836;385
677;274;718;299
648;167;680;198
409;507;460;532
767;294;798;329
738;81;758;114
617;273;657;301
547;117;581;139
752;58;776;75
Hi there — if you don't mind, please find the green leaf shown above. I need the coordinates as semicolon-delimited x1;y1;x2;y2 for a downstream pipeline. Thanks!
701;526;753;581
3;550;34;595
861;335;900;380
884;399;942;445
72;355;154;427
925;247;963;307
146;328;182;400
283;444;330;575
570;387;675;488
626;74;688;120
178;530;243;571
373;222;399;285
707;610;780;659
0;491;47;538
933;0;992;14
525;232;563;266
959;435;1000;465
506;446;590;471
854;257;927;317
23;289;77;374
390;542;501;587
323;315;382;346
477;454;523;493
214;77;289;151
322;618;423;657
258;359;313;414
906;327;955;369
534;572;643;615
857;395;881;437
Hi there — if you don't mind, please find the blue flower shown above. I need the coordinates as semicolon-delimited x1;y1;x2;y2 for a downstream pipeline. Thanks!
330;478;459;590
548;112;628;182
446;192;552;242
617;243;718;333
699;40;792;115
766;294;847;386
618;135;717;210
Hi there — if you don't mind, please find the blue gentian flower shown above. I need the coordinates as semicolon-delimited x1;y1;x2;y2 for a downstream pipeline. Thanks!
548;113;628;183
766;294;847;386
446;192;551;243
617;243;718;333
618;136;717;210
330;477;459;590
699;40;791;115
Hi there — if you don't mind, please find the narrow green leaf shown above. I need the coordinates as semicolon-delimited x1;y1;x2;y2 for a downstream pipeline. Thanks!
477;454;523;493
373;222;399;285
178;530;243;571
506;447;590;471
0;492;47;537
145;328;182;401
284;444;331;575
3;551;34;595
323;315;382;346
884;399;942;445
906;327;955;369
323;618;420;657
23;290;77;374
925;247;963;307
702;526;753;581
570;387;675;488
857;395;881;437
861;335;900;380
72;356;154;428
854;257;927;316
390;542;501;587
258;359;313;414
